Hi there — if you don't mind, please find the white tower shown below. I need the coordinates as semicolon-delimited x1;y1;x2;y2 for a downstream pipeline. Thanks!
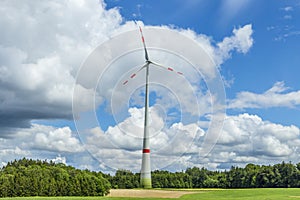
140;61;152;188
122;24;183;188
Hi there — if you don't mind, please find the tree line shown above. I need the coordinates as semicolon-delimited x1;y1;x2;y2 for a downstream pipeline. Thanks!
0;158;110;197
108;162;300;189
1;158;300;197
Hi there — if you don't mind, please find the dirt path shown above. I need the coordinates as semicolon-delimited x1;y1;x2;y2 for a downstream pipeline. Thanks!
108;189;197;198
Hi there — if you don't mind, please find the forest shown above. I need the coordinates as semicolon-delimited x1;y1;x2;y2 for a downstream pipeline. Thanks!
0;158;300;197
109;162;300;189
0;158;111;197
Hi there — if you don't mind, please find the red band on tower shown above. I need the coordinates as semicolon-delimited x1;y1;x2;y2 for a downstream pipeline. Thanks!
143;149;150;153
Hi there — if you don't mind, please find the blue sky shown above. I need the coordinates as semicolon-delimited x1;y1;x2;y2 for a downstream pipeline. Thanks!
105;0;300;126
0;0;300;172
106;0;300;126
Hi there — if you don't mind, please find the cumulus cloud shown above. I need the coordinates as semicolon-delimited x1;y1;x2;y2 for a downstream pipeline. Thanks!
72;21;252;162
228;81;300;109
177;24;253;67
34;126;84;153
0;124;85;168
3;0;290;173
201;113;300;170
216;24;253;63
218;113;299;156
81;106;300;172
48;155;67;164
0;0;255;134
83;106;205;171
0;146;30;158
0;0;127;130
1;110;299;172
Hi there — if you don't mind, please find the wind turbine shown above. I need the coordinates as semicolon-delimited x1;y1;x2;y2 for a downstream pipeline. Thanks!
122;23;183;188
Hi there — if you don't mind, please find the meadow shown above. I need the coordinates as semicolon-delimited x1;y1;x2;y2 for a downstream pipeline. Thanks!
1;188;300;200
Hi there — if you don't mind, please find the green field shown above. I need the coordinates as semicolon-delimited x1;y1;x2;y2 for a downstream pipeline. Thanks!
180;188;300;200
1;189;300;200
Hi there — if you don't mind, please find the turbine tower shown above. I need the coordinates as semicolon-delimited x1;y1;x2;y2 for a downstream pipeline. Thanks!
122;23;183;188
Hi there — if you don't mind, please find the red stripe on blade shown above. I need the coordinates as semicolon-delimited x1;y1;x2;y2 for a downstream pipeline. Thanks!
177;72;183;75
123;80;128;85
130;74;136;78
143;149;150;153
168;67;174;71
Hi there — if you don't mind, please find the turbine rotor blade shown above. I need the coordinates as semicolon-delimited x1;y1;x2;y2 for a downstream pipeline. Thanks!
150;61;184;76
123;63;148;85
135;22;149;61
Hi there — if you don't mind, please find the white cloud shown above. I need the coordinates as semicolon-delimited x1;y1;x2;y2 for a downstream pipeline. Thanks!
0;111;299;172
83;107;205;171
0;162;7;168
81;107;300;172
284;15;292;20
216;24;253;63
228;82;300;109
253;135;292;157
0;124;93;170
199;113;300;170
0;0;127;129
73;24;252;147
217;113;299;158
34;126;84;153
233;156;259;163
48;155;67;164
282;6;293;12
72;84;103;114
0;0;254;133
177;24;253;67
0;146;30;157
0;145;32;167
2;0;297;174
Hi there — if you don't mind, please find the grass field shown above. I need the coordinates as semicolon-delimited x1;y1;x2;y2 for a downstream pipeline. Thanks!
180;188;300;199
1;188;300;200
